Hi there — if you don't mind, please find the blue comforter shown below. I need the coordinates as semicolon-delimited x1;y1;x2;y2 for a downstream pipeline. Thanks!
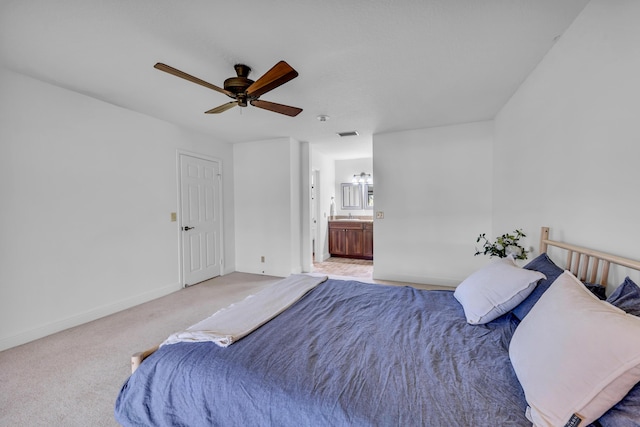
115;279;530;426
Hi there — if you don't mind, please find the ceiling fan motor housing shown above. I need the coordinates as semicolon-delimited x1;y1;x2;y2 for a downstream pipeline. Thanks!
224;64;255;101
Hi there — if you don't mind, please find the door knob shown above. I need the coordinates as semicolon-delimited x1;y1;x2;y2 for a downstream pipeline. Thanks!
182;226;194;231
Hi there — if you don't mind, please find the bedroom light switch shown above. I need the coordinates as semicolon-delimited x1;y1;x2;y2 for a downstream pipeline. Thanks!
170;212;177;222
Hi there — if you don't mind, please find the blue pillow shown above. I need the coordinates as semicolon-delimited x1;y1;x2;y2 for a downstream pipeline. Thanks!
513;253;564;321
606;277;640;317
583;283;607;300
598;384;640;427
598;277;640;427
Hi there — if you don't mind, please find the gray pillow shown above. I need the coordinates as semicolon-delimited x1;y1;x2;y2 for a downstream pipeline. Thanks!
598;277;640;427
513;253;564;321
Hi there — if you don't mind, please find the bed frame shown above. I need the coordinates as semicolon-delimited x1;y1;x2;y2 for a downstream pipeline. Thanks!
131;345;159;373
539;226;640;287
130;226;640;373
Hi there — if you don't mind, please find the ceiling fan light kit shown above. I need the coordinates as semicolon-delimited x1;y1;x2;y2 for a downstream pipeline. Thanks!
154;60;303;117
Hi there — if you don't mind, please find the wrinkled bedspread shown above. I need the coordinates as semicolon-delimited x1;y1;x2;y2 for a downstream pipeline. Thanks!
115;279;529;426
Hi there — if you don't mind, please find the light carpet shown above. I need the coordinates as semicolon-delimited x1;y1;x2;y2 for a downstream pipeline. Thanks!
0;272;281;427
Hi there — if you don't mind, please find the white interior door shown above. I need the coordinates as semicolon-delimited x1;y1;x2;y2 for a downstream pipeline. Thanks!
179;154;222;286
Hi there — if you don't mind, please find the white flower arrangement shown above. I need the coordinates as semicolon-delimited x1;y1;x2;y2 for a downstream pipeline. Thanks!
474;229;529;260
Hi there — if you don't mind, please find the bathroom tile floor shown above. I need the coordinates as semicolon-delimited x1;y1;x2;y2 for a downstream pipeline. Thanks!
311;257;452;291
312;257;373;278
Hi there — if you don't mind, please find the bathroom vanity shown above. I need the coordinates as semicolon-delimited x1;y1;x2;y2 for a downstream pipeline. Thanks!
328;219;373;260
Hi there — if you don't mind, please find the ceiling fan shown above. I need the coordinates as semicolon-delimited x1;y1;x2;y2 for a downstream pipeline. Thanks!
154;60;303;117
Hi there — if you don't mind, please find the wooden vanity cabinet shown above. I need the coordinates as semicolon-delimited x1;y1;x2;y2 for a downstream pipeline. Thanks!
328;227;344;256
363;222;373;258
328;221;373;260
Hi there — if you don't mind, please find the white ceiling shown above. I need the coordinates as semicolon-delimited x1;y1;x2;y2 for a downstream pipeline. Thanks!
0;0;589;159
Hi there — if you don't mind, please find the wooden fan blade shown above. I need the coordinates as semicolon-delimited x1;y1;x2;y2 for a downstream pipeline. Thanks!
250;100;302;117
205;101;238;114
154;63;233;97
246;61;298;98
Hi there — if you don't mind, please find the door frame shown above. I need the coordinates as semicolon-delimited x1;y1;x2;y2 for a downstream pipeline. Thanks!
176;150;225;287
312;169;322;263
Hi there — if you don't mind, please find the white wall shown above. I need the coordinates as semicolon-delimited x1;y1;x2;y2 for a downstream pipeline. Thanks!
0;68;235;351
5;0;639;351
234;137;304;277
493;0;640;288
372;121;494;286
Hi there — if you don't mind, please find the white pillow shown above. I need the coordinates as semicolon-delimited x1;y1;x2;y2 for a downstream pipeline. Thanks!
454;256;545;324
509;271;640;427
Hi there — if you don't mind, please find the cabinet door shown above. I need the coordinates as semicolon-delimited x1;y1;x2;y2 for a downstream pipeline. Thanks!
329;227;347;255
363;227;373;258
345;228;363;256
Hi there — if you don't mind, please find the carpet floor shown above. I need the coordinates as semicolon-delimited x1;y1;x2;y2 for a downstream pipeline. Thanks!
0;272;281;427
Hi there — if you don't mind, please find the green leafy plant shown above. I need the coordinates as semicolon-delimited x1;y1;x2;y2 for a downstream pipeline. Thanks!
474;229;529;260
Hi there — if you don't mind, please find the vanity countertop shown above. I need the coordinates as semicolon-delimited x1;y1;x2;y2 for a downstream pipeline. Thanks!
328;216;373;223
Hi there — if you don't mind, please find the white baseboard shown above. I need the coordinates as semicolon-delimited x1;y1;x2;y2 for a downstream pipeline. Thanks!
372;271;459;288
0;282;181;352
222;266;236;276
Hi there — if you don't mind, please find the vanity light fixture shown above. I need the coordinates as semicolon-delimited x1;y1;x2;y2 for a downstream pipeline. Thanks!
352;172;372;184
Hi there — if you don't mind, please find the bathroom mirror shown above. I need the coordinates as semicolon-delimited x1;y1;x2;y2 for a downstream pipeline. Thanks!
341;183;362;209
364;184;374;209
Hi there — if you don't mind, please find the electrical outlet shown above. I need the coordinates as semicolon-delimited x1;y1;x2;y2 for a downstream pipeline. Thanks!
170;212;177;222
376;211;384;219
261;256;265;263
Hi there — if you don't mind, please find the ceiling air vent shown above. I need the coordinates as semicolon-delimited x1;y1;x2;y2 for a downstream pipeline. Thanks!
337;131;359;137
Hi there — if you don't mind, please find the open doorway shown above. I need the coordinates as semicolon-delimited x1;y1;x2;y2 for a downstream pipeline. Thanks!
308;138;373;277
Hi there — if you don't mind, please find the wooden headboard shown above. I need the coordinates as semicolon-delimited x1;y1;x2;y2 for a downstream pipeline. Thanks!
539;226;640;287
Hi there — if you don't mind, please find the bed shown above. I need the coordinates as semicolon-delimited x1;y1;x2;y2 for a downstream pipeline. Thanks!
115;227;640;426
